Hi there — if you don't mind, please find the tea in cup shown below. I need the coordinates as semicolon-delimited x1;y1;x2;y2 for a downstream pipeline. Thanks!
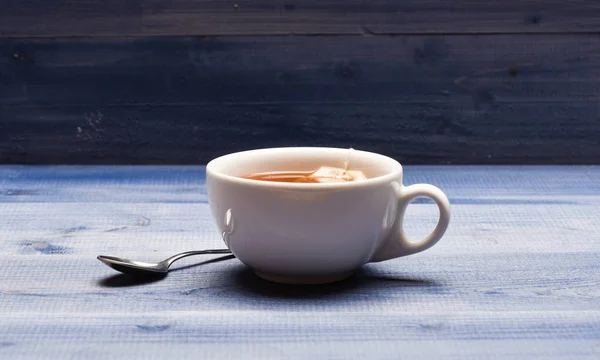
206;147;450;284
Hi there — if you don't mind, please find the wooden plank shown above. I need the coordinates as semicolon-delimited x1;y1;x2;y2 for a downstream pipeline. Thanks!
3;165;599;203
0;166;599;359
2;0;600;37
2;335;599;360
1;35;600;165
2;198;600;257
2;252;600;312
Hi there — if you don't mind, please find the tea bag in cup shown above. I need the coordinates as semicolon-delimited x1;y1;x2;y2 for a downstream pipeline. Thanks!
306;166;367;183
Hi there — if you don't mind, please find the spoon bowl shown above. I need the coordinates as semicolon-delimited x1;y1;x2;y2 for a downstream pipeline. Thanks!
97;249;233;276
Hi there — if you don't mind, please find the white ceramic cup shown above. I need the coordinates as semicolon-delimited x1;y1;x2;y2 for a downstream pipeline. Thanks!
206;147;450;284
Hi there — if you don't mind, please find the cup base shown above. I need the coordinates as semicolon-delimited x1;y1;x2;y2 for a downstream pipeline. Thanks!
254;271;354;285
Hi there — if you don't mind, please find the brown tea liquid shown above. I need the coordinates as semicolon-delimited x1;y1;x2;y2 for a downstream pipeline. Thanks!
242;167;367;183
242;171;322;183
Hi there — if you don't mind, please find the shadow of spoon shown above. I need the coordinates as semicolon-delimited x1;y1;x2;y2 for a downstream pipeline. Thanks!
97;254;236;288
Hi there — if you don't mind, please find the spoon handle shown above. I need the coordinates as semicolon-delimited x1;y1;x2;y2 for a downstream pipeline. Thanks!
164;249;232;266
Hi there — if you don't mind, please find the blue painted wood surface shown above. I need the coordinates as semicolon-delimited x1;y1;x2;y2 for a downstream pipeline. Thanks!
0;166;599;359
1;1;600;165
2;0;599;36
2;35;600;165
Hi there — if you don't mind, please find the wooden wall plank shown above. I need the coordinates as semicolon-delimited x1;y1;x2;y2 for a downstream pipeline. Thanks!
1;0;600;37
1;35;599;164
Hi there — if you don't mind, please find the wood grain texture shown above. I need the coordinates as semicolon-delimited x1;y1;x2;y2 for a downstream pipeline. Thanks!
1;0;600;37
2;35;600;165
0;166;599;359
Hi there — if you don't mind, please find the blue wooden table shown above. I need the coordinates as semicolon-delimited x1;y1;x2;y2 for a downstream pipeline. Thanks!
1;165;599;359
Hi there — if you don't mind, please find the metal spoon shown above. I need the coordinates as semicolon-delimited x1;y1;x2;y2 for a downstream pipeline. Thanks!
97;249;233;276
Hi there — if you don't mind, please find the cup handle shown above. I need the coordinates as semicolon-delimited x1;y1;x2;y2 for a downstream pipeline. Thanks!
370;182;451;262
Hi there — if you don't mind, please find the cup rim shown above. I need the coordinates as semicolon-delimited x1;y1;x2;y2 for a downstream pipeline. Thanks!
206;147;403;190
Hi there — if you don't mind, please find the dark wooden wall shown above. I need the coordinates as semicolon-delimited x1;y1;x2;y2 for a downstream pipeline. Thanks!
1;1;599;164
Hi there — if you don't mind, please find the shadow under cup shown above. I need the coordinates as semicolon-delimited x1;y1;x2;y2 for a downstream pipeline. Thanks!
206;147;405;285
